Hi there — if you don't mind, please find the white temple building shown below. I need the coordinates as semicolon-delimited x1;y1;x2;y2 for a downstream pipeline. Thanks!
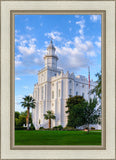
32;40;100;130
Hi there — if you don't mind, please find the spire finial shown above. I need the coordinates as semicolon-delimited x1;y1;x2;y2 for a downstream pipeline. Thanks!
47;37;55;51
50;37;53;44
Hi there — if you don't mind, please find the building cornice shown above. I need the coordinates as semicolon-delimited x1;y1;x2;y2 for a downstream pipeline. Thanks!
38;67;60;75
44;55;58;60
34;77;96;87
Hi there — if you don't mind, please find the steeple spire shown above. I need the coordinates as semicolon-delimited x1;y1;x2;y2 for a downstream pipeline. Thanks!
44;40;58;69
47;39;56;53
50;37;53;43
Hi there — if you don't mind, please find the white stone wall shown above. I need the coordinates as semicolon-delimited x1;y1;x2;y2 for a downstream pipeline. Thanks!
32;69;97;129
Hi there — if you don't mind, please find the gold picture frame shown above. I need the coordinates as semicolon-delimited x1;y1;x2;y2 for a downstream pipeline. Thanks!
0;0;116;160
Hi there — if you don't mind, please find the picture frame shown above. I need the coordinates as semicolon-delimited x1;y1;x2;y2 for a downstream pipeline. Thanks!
0;0;116;160
11;10;105;150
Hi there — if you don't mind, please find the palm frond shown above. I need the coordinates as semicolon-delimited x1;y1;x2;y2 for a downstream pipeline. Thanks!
21;95;36;109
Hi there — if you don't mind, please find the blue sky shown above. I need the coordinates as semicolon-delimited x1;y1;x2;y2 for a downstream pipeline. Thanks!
15;14;101;112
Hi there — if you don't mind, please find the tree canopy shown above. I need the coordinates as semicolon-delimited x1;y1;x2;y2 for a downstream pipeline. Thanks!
15;111;20;119
83;98;101;132
21;95;36;109
90;71;101;99
15;111;32;129
66;96;100;131
66;96;87;128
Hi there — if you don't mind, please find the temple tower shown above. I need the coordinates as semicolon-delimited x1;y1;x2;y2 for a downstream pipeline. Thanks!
44;40;58;69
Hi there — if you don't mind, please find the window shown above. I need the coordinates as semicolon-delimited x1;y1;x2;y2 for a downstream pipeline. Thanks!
69;80;71;83
69;89;72;95
52;83;54;86
38;88;39;98
35;91;37;98
41;74;43;82
52;91;54;99
82;92;84;98
76;91;78;96
45;85;46;98
76;83;78;86
59;89;60;97
42;87;43;99
82;84;84;88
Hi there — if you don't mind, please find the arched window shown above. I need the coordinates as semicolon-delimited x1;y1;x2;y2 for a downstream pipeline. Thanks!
52;91;54;99
41;86;43;99
76;91;78;96
69;89;72;95
38;88;39;98
45;85;46;98
82;92;84;98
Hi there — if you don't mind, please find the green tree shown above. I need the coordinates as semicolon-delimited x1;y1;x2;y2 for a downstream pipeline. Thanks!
83;98;101;133
66;96;87;128
44;110;56;128
20;111;32;124
15;111;33;129
16;115;26;127
90;71;101;99
15;111;20;119
21;95;36;130
66;96;100;132
15;118;19;127
20;111;32;123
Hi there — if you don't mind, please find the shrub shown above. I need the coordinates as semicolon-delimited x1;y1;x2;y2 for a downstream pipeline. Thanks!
39;127;44;130
63;126;75;131
30;123;35;130
52;126;58;130
52;125;63;130
85;127;88;130
91;127;95;130
15;126;27;130
46;128;52;130
57;125;63;130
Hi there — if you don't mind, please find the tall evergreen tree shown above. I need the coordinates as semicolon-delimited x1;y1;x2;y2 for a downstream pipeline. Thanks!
66;96;87;128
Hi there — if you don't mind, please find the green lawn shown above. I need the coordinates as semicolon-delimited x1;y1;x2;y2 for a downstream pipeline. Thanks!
15;130;101;145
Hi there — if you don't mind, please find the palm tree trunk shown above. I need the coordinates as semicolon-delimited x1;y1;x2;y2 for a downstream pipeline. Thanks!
49;119;51;128
27;107;30;130
26;116;28;127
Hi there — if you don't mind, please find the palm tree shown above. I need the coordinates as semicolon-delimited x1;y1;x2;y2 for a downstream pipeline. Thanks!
21;95;36;130
44;110;56;128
